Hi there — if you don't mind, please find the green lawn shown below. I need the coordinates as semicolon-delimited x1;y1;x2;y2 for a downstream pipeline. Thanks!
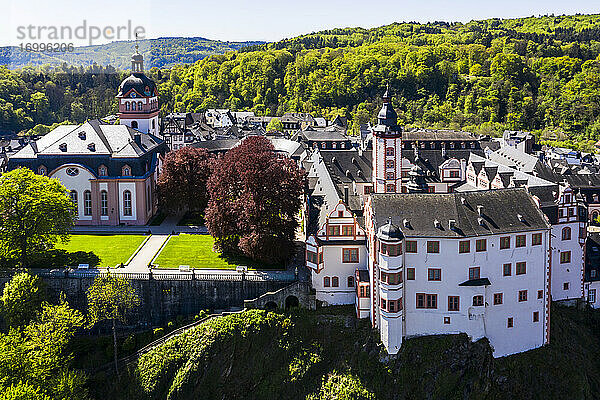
153;234;279;270
56;234;147;268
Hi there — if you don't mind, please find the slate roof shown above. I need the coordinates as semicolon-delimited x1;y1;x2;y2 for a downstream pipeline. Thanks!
404;148;481;181
403;130;477;142
191;139;239;153
370;188;550;238
488;146;540;173
10;120;162;159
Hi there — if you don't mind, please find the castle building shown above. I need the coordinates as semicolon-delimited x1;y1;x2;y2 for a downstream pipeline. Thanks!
7;49;166;226
305;88;556;357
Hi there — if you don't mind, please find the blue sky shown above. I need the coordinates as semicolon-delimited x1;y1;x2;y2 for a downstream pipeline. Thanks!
2;0;599;46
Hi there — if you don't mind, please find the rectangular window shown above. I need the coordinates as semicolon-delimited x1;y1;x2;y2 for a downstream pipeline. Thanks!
449;170;460;178
416;293;425;309
426;294;437;309
518;290;528;302
381;298;387;310
500;236;511;249
503;263;512;276
386;171;395;180
332;277;339;287
444;316;451;324
533;311;539;322
469;267;480;280
83;191;92;216
386;184;396;193
341;225;354;236
494;293;503;305
405;241;417;253
472;295;484;306
590;289;596;303
427;241;440;253
560;251;571;264
347;276;354;287
100;191;108;216
123;191;132;216
342;248;359;263
407;268;415;280
386;159;395;169
516;262;526;275
364;186;373;194
507;317;514;328
532;233;542;245
327;225;340;236
428;268;441;281
515;234;526;248
538;290;543;299
563;282;569;290
476;239;487;252
459;240;470;254
323;277;330;287
448;296;460;311
306;251;318;264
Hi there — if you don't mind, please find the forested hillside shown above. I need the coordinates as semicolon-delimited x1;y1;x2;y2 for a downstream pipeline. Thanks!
3;14;600;149
0;37;264;71
93;305;600;400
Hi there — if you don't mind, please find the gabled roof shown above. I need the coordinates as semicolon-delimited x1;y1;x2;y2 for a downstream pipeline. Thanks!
370;188;550;238
489;146;540;173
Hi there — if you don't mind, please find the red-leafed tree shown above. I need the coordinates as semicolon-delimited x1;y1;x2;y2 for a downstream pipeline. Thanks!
206;136;305;264
157;147;213;214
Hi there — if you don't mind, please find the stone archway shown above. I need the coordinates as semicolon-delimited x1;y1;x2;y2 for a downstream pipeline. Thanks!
285;295;299;310
265;301;278;311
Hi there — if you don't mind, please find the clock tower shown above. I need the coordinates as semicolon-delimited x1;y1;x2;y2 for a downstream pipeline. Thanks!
372;87;403;193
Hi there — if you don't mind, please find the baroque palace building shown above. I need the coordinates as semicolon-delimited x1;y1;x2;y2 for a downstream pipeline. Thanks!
306;89;553;357
8;49;166;226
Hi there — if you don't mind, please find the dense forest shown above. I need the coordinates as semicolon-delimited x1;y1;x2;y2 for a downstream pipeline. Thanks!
3;14;600;149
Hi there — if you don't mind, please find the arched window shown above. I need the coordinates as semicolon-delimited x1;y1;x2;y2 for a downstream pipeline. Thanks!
152;119;155;129
131;102;136;111
562;227;571;241
138;101;143;110
386;147;394;156
70;191;78;215
38;166;46;175
100;190;108;216
123;190;132;216
131;121;138;129
83;190;92;216
99;166;107;176
122;166;131;176
126;102;130;111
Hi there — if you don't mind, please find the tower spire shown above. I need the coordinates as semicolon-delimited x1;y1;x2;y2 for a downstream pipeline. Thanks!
131;34;144;73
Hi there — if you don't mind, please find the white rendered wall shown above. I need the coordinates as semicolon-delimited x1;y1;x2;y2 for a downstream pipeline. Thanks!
550;222;583;301
50;164;94;222
375;231;549;358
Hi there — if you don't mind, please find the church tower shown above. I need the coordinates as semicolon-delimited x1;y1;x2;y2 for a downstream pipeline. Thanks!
116;41;159;135
372;86;403;193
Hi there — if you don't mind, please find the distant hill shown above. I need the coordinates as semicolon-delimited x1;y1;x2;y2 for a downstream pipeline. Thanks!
0;37;266;70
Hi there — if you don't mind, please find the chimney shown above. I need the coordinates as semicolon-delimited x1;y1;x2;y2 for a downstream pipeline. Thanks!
448;219;456;230
134;134;142;146
477;205;484;216
344;185;349;205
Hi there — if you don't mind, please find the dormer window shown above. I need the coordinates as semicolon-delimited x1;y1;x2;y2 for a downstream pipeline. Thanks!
87;143;96;152
78;131;86;140
59;143;67;152
122;166;131;176
99;166;107;176
38;166;47;176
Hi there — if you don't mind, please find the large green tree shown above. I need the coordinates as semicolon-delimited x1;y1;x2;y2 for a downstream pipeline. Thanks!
0;272;46;328
86;274;140;377
0;168;76;267
0;273;86;399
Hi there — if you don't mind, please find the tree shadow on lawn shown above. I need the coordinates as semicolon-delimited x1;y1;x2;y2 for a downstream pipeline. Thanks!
29;249;101;269
216;251;283;271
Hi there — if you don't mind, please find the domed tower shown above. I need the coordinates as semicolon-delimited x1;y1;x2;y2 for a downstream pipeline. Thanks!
117;42;159;135
372;86;403;193
407;165;428;193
